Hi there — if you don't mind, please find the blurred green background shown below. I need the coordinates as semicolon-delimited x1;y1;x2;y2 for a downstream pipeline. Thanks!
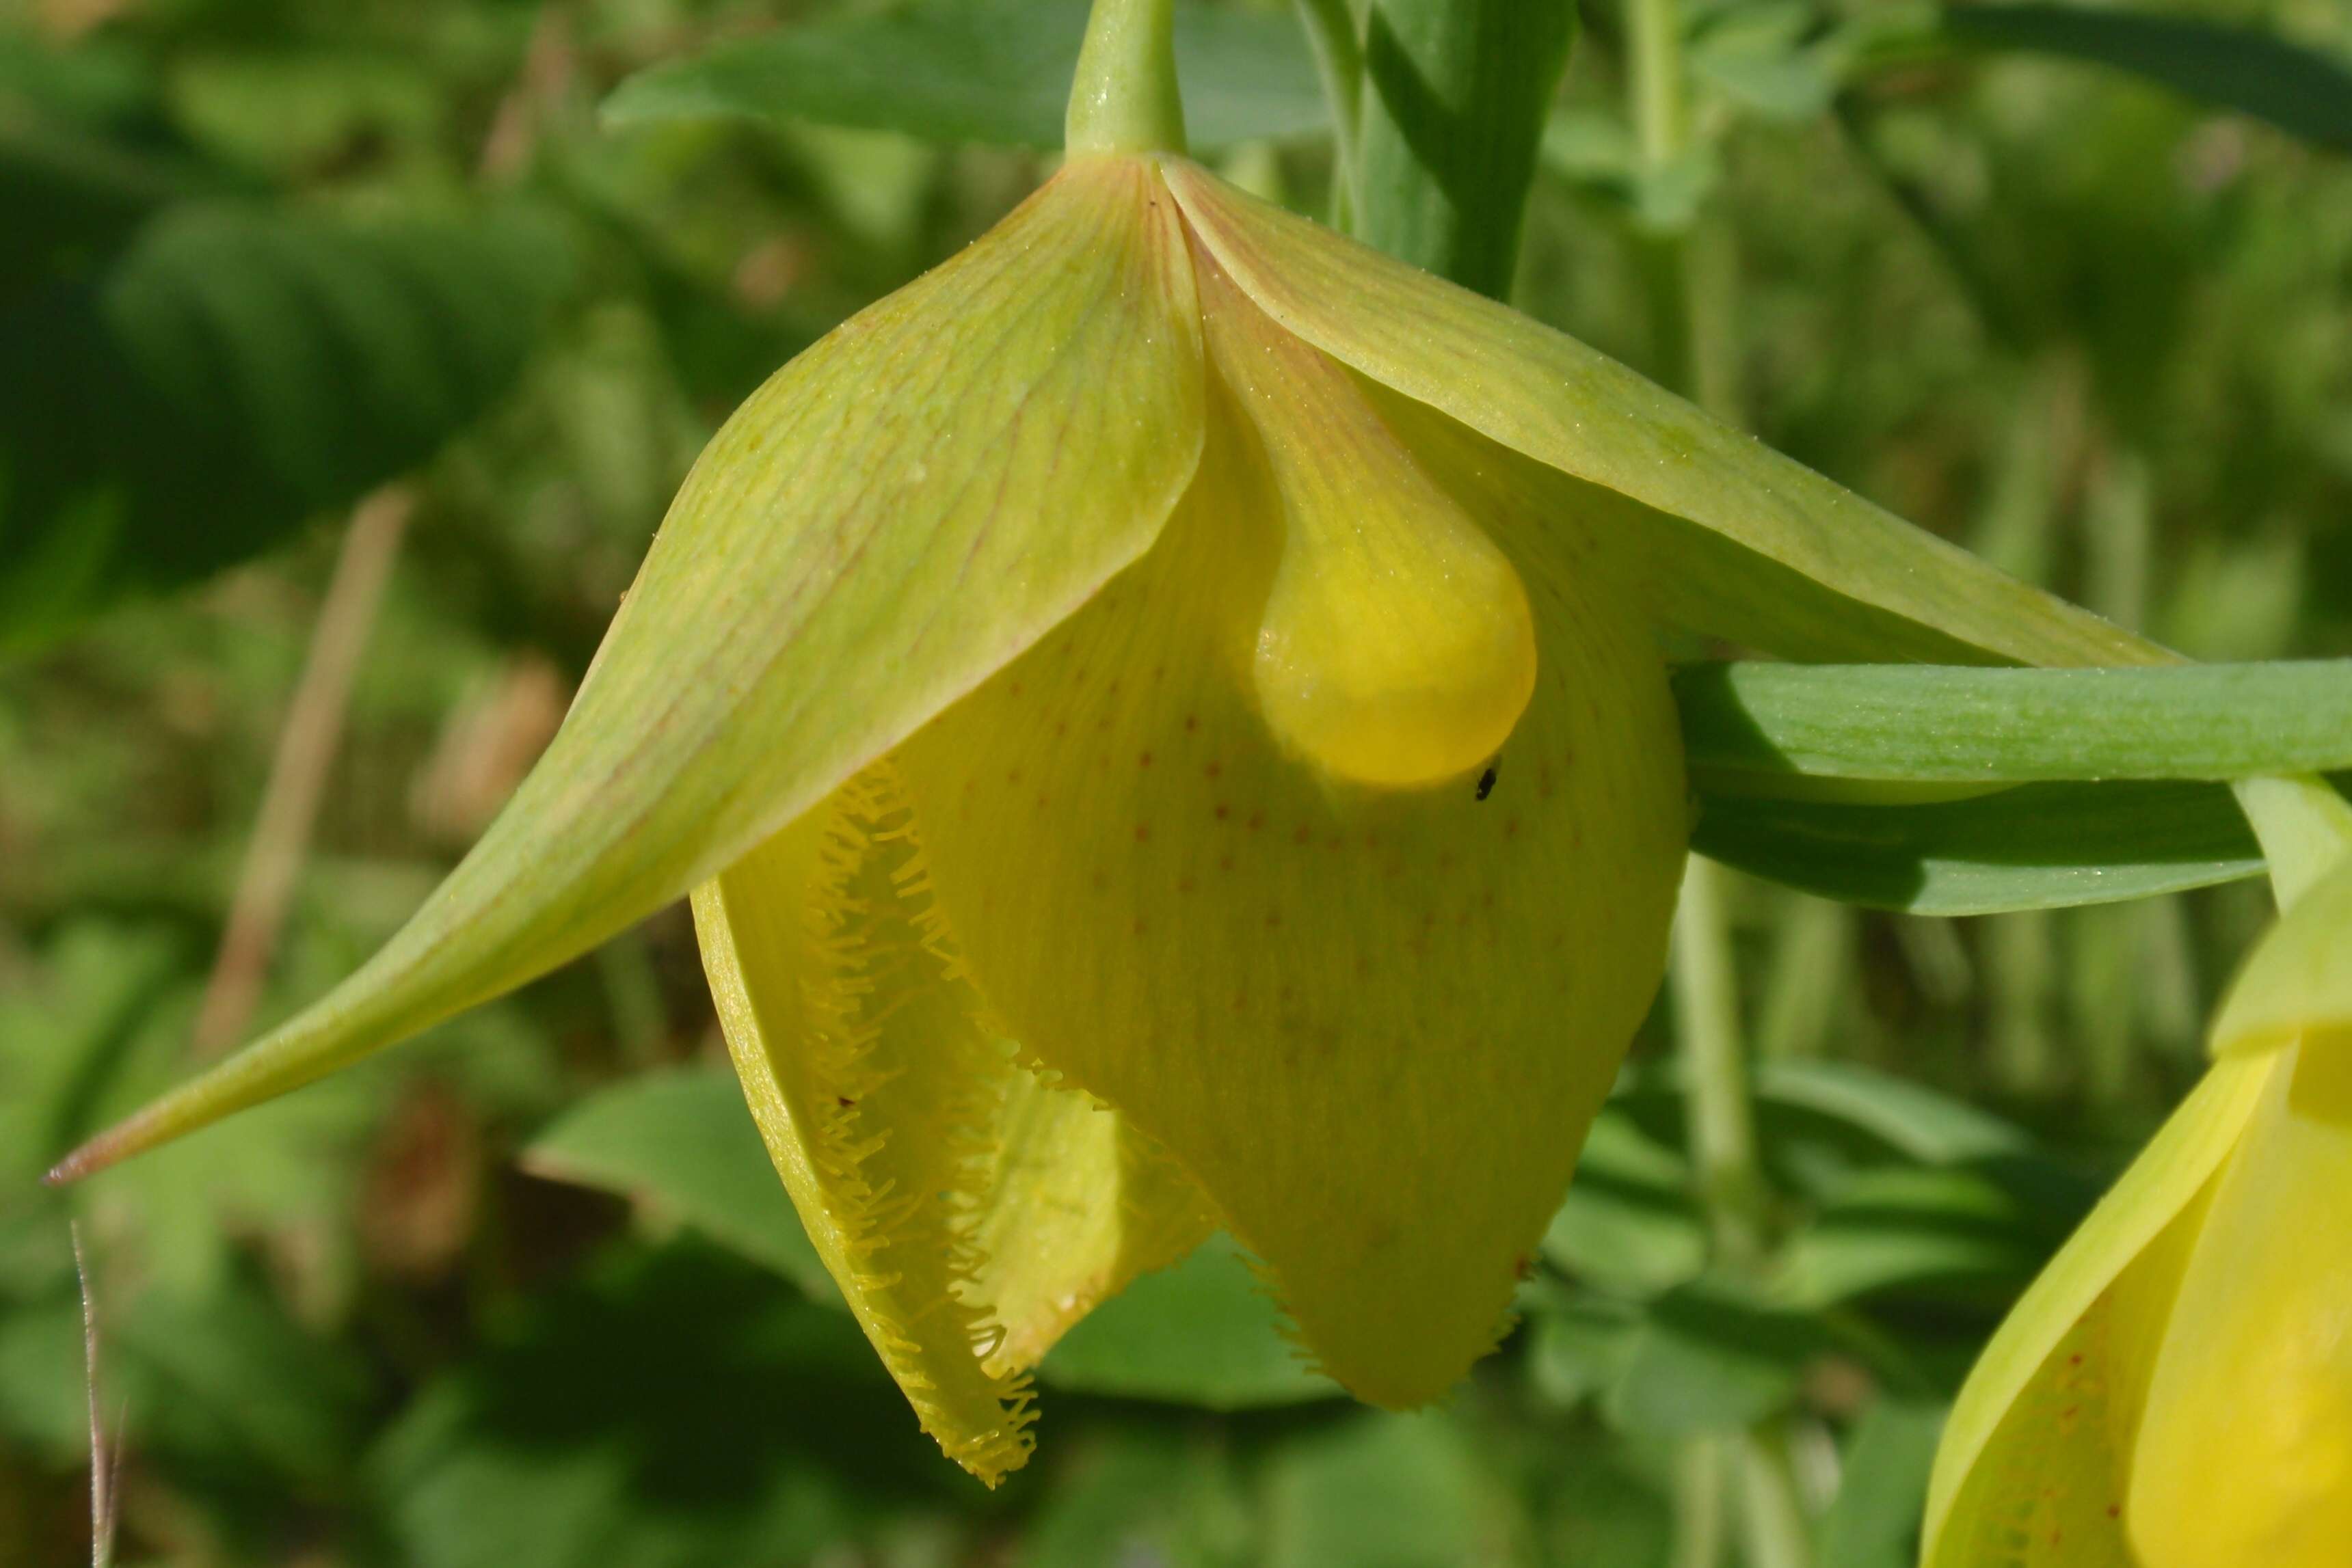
3;0;2349;1563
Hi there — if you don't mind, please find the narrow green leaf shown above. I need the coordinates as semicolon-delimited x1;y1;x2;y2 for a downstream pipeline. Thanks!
1694;780;2264;914
1771;1166;2050;1310
1750;1060;2031;1167
600;0;1324;151
1039;1233;1340;1409
1942;3;2352;152
1818;1399;1947;1568
521;1069;836;1303
1678;660;2352;792
1351;0;1578;297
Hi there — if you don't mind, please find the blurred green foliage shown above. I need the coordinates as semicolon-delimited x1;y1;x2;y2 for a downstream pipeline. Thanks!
3;0;2349;1563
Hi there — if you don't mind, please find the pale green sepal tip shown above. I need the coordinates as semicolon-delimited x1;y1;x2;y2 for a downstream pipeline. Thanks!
1066;0;1187;155
2210;852;2352;1059
2232;774;2352;911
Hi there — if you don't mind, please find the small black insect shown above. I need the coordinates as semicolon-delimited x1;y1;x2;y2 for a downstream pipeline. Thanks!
1475;766;1498;802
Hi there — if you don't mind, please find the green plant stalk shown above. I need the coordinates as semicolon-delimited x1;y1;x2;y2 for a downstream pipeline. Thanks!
1736;1426;1815;1568
1067;0;1186;155
1294;0;1363;224
1626;0;1813;1555
1672;855;1767;1265
1673;1436;1729;1568
1350;0;1576;296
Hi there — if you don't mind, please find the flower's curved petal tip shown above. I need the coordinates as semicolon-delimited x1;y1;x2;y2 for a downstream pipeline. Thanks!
44;1134;118;1187
44;1017;333;1185
693;779;1214;1485
1159;159;2160;672
48;157;1207;1179
2210;854;2352;1059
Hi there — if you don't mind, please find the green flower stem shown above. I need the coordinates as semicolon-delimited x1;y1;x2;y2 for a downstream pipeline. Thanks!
1067;0;1186;156
1672;854;1769;1266
1350;0;1577;297
1629;1;1813;1556
1294;0;1363;223
1672;1437;1729;1568
1735;1426;1815;1568
1629;0;1687;172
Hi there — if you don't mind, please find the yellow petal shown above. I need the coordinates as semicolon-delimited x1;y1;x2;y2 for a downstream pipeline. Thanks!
1923;1055;2276;1567
1195;250;1537;788
2126;1040;2352;1568
2212;854;2352;1059
693;764;1216;1485
53;156;1204;1181
893;328;1687;1406
1160;159;2158;671
964;1066;1218;1377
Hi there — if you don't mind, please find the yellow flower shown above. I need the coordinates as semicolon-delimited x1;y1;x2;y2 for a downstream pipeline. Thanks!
51;0;2141;1484
1925;849;2352;1568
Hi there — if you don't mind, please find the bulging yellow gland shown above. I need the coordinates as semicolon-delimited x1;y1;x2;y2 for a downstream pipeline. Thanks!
1200;248;1537;788
1251;471;1538;789
2128;1040;2352;1568
1253;548;1536;789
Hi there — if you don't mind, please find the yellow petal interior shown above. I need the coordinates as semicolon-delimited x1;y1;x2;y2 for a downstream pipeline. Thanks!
693;765;1214;1485
2128;1039;2352;1568
893;339;1685;1406
1194;250;1536;789
1921;1053;2274;1568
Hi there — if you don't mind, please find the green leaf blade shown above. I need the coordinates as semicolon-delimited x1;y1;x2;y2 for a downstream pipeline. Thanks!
1679;660;2352;791
1694;779;2265;914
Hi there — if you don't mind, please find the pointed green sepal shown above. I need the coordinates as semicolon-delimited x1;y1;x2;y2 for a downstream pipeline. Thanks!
49;159;1205;1185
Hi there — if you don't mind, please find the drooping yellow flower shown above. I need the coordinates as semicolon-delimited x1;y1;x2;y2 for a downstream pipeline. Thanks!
51;0;2142;1484
1925;839;2352;1568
